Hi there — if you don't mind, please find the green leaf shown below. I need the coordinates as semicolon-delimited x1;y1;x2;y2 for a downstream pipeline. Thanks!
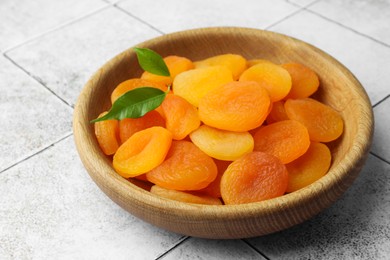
134;47;170;77
91;87;167;123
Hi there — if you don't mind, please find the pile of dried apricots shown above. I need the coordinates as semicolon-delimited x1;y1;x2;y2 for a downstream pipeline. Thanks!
94;53;343;205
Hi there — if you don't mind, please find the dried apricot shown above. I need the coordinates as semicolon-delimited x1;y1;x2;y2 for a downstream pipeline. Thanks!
285;98;344;142
189;125;254;161
220;152;288;205
239;62;292;102
173;66;233;107
253;120;310;164
281;63;319;99
150;185;222;205
266;101;289;124
119;110;165;143
146;141;217;191
141;55;194;86
161;94;200;140
246;59;274;67
194;54;247;80
94;112;120;155
113;126;172;178
111;78;167;104
286;142;331;192
198;81;271;132
198;159;231;198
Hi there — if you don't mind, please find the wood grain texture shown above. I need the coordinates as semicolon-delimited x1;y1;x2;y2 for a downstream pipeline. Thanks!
73;27;374;239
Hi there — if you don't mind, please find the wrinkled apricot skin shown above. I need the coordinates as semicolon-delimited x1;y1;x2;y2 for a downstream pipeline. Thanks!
190;125;254;161
173;66;234;107
94;112;120;155
198;81;271;132
239;62;292;102
113;126;172;178
119;110;165;143
266;101;289;124
150;185;222;205
111;78;167;104
220;152;288;205
194;54;247;80
253;120;310;164
285;98;344;142
146;141;217;191
141;55;194;86
161;94;200;140
198;159;231;198
286;142;331;192
281;63;319;99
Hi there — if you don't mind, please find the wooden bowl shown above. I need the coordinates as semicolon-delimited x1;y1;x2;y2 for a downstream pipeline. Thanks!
73;27;373;239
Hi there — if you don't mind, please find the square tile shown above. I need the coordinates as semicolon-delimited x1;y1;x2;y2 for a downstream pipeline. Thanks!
6;6;161;107
269;10;390;105
0;56;72;173
309;0;390;46
117;0;299;33
247;155;390;259
161;238;265;260
0;0;107;51
0;136;183;259
371;97;390;162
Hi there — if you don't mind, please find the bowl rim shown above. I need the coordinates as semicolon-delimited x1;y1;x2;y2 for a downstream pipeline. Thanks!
73;26;374;223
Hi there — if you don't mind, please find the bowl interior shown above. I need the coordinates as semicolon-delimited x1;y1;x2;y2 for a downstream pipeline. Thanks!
73;27;373;239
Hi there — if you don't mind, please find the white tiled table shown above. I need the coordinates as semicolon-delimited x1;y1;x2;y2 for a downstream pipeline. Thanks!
1;0;389;259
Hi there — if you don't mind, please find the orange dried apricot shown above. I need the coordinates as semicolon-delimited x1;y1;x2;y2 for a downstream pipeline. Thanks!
194;54;247;80
198;159;231;198
161;94;200;140
266;100;289;124
285;98;344;142
246;59;274;67
173;66;233;107
111;78;167;104
113;126;172;178
146;141;217;191
220;152;288;205
94;111;120;155
253;120;310;164
119;110;165;143
141;55;194;86
150;185;222;205
189;125;254;161
281;62;319;99
286;142;331;192
198;81;271;132
239;62;292;102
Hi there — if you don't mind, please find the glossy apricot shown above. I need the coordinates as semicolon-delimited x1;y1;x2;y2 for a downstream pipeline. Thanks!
173;66;233;107
150;185;222;205
285;98;344;142
194;54;247;80
119;110;165;143
146;141;217;191
286;142;331;192
113;126;172;178
220;152;288;205
161;94;200;140
111;78;167;104
239;62;292;102
94;112;120;155
281;62;319;99
141;55;194;86
253;120;310;164
198;81;271;132
189;125;254;161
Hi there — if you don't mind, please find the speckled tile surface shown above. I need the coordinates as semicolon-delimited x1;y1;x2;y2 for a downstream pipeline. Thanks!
1;0;390;259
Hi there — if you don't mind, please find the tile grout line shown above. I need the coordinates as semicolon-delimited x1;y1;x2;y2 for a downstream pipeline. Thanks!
2;4;111;54
3;53;74;109
372;94;390;108
113;4;166;35
0;132;73;175
242;239;272;260
369;151;390;165
154;236;190;259
305;9;390;49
